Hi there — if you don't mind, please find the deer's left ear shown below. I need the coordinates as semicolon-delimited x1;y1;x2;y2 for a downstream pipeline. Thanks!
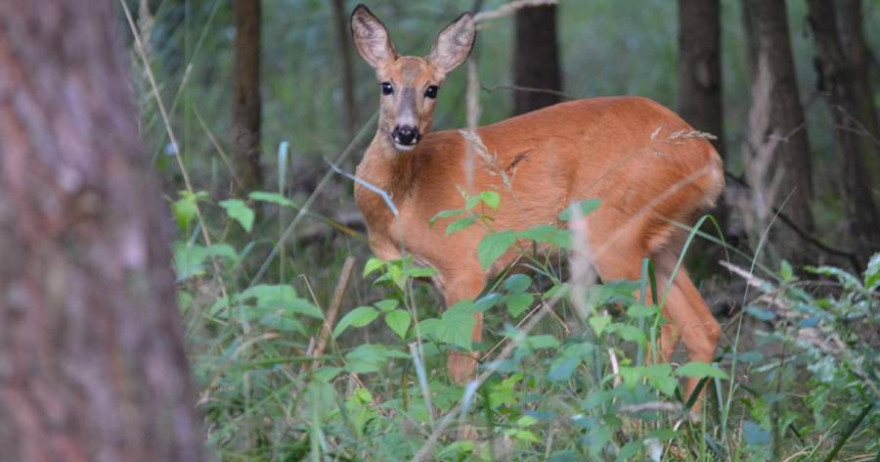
427;12;476;78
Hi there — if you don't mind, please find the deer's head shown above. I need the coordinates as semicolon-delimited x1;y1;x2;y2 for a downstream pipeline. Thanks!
351;5;475;152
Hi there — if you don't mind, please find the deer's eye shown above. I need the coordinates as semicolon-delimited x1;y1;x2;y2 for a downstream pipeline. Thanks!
381;82;394;95
424;85;439;99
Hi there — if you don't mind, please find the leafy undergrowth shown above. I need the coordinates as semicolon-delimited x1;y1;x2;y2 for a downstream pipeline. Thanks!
175;191;880;461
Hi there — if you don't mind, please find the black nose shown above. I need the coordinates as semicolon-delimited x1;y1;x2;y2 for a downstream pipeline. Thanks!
392;125;420;146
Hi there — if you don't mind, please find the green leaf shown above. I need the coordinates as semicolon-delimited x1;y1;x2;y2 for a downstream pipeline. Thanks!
505;293;534;317
607;323;646;344
249;191;297;208
863;253;880;290
445;215;477;235
477;230;517;271
363;257;385;277
480;191;501;210
219;199;255;233
374;299;399;312
429;208;464;225
627;303;659;319
780;259;794;282
173;243;237;281
589;314;611;336
436;302;476;350
333;306;380;338
517;224;571;249
258;314;304;334
503;274;532;293
385;310;411;339
676;361;728;380
558;198;601;221
526;335;559;350
344;344;408;374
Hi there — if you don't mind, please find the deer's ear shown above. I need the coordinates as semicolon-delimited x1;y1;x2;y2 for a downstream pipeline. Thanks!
427;12;476;78
351;4;397;68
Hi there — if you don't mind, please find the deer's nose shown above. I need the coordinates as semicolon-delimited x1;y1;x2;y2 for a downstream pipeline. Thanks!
392;125;420;147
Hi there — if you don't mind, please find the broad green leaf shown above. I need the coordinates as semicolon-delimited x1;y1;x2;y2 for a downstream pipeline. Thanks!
344;344;408;374
219;199;255;233
503;274;532;293
436;302;476;350
558;198;601;222
517;224;571;249
363;257;385;277
607;324;646;344
174;243;237;281
676;361;728;380
385;309;411;339
249;191;297;208
445;216;477;235
477;230;517;271
526;335;559;350
333;306;379;338
506;293;534;317
480;191;501;210
258;314;304;334
589;314;611;336
374;299;399;312
627;303;659;319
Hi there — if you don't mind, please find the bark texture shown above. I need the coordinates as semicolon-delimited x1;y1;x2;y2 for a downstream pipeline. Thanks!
746;0;816;232
677;0;725;157
333;0;357;142
512;4;562;115
0;0;203;460
233;0;263;192
835;0;880;177
808;0;880;263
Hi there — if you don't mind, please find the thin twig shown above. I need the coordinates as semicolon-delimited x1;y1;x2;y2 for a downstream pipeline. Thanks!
307;257;356;371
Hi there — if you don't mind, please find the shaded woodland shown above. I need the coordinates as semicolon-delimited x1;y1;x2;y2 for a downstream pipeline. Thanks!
1;0;879;460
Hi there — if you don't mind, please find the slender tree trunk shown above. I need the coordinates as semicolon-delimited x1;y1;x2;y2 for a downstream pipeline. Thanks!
808;0;880;264
836;0;880;178
512;4;562;115
677;0;730;244
740;0;759;83
0;0;203;460
746;0;815;233
233;0;263;192
677;0;725;156
332;0;357;143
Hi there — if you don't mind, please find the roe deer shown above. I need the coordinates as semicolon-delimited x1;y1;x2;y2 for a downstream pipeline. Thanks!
350;4;724;408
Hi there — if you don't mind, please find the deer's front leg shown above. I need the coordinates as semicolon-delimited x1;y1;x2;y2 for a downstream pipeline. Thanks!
442;273;485;384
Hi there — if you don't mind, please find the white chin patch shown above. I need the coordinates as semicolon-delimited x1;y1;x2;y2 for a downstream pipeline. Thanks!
394;142;416;152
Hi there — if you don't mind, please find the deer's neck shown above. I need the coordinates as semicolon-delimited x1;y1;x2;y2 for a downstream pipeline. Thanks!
355;134;416;223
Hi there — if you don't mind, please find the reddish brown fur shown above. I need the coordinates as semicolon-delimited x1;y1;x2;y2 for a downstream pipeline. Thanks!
351;5;724;411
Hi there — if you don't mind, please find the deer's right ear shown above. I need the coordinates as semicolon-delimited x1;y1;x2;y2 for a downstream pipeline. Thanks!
351;5;397;69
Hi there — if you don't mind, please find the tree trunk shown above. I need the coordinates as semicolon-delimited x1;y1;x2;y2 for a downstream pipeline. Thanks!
512;4;562;115
746;0;815;233
0;0;203;460
677;0;725;156
677;0;730;245
835;0;880;178
332;0;357;143
808;0;880;264
233;0;263;193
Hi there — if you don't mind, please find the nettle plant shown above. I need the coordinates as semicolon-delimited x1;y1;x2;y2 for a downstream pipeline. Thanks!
735;254;880;457
330;191;728;460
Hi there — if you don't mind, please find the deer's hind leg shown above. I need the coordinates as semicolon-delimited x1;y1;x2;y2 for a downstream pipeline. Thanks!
651;247;721;413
